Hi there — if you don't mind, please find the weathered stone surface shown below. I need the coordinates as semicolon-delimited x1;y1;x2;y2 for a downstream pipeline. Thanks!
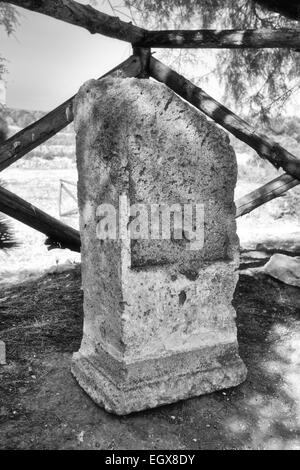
72;77;246;415
264;253;300;287
0;340;6;365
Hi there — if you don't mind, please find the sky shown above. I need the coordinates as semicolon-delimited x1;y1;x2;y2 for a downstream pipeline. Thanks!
2;2;297;116
0;1;131;111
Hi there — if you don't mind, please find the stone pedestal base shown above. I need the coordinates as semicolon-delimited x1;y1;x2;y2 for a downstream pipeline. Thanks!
72;261;246;415
72;345;246;415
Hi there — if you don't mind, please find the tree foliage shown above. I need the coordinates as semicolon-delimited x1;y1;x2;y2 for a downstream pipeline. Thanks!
0;3;19;80
0;115;8;141
1;1;299;124
255;1;300;21
119;0;300;122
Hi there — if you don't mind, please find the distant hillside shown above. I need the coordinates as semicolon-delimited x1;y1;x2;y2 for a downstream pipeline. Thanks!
0;106;45;129
1;105;300;173
0;105;75;169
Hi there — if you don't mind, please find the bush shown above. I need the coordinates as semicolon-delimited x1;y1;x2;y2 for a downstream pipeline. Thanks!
0;114;8;141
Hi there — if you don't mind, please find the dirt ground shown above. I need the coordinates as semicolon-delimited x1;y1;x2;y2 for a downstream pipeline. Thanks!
0;265;299;450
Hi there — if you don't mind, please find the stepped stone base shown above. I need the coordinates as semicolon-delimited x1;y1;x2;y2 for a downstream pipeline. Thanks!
72;260;246;415
72;345;246;415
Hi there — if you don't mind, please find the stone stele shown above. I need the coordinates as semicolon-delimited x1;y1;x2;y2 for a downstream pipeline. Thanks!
71;77;247;415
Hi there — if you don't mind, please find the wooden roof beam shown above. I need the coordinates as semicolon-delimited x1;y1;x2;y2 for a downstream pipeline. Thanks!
137;29;300;49
0;185;81;252
4;0;146;43
4;1;300;49
149;56;300;182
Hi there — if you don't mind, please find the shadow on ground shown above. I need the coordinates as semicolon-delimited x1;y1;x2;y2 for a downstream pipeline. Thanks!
0;266;299;450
